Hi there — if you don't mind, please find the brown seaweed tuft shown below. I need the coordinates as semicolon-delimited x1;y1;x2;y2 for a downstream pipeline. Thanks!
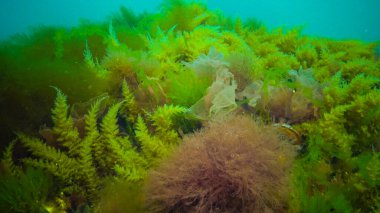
146;115;297;213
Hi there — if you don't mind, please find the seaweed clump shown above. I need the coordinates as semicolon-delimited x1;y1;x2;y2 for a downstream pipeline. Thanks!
146;116;297;213
0;82;190;211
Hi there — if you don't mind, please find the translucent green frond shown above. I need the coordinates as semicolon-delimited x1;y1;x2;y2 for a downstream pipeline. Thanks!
19;134;77;182
1;140;21;176
101;102;123;141
23;158;77;184
141;137;170;167
87;99;107;172
107;137;132;165
135;115;150;145
19;134;63;162
151;105;187;133
84;97;103;140
313;105;354;159
121;80;138;123
150;104;187;143
84;39;95;69
99;102;137;174
51;88;80;157
135;115;170;166
95;102;124;170
0;167;52;213
78;137;99;199
114;163;147;182
108;21;120;48
83;40;109;78
114;149;148;182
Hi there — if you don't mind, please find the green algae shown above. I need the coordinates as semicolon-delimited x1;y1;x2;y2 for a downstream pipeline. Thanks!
0;0;379;212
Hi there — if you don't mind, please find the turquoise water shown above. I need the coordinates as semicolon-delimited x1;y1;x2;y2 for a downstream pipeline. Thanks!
1;0;379;41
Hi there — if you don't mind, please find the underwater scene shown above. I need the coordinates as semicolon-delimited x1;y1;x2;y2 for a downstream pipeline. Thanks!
0;0;379;212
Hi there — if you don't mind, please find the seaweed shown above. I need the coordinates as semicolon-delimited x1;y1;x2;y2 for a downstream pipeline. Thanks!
1;1;379;211
146;116;297;212
0;167;52;213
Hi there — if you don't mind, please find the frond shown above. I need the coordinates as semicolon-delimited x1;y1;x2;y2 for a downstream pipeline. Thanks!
114;149;148;182
78;137;99;199
87;99;107;171
19;134;77;181
84;97;103;140
1;140;21;176
114;163;147;182
107;137;132;164
98;102;130;171
81;98;102;196
121;80;138;123
135;115;170;166
150;104;187;143
84;40;95;69
135;115;151;146
23;158;76;183
151;104;186;131
100;102;122;141
19;134;61;162
51;88;80;157
108;20;120;47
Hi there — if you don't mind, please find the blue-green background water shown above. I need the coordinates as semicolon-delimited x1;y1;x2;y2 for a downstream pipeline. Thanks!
1;0;379;41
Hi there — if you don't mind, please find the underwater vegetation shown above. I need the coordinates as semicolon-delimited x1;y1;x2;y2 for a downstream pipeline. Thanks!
0;0;379;212
146;116;296;213
0;165;52;213
1;84;188;211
